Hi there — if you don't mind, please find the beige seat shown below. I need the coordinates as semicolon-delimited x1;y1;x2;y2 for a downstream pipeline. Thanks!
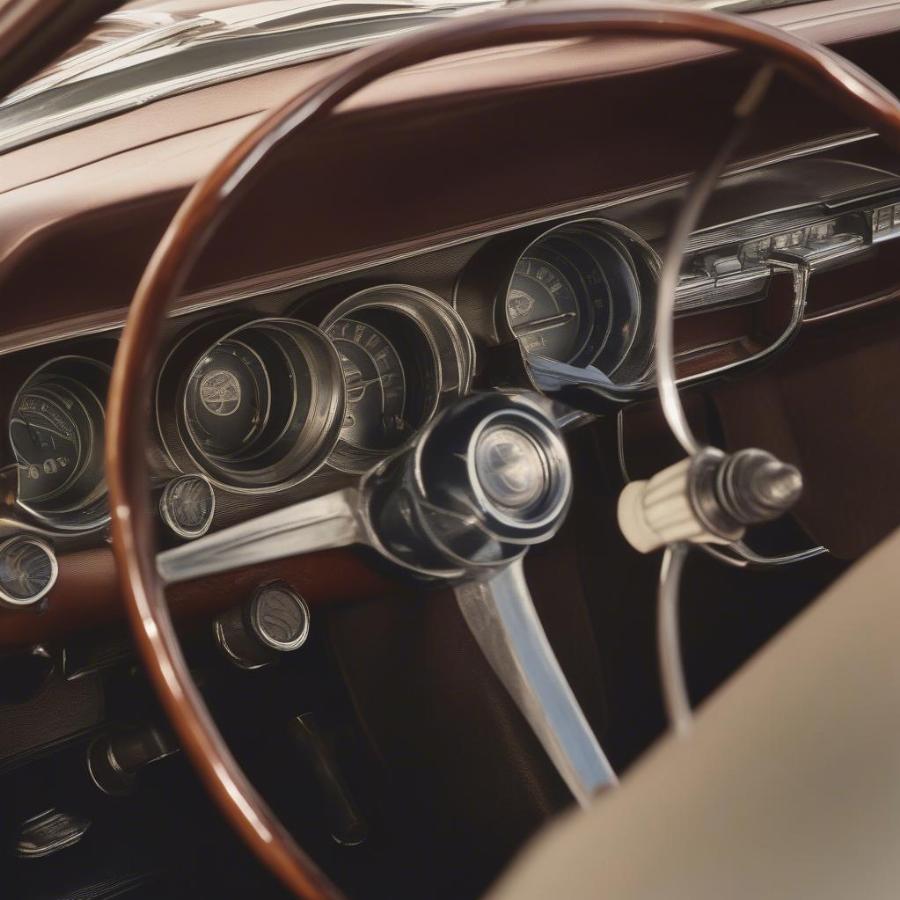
491;528;900;900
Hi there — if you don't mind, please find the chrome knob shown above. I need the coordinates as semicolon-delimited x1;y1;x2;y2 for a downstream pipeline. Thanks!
214;582;311;669
87;725;178;795
0;536;57;609
716;448;803;525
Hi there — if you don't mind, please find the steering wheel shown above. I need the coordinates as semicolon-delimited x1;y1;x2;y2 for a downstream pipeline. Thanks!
105;5;900;898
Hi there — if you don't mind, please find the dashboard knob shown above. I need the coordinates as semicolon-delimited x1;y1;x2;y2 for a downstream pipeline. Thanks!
87;725;178;795
715;448;803;525
0;536;58;609
159;474;215;539
214;582;311;669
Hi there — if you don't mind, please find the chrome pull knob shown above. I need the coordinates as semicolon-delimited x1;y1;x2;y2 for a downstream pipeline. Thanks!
716;448;803;525
214;582;311;669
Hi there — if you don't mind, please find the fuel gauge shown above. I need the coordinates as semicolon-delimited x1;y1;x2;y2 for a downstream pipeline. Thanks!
9;357;109;531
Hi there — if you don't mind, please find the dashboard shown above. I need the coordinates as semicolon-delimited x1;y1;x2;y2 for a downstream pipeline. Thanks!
0;0;897;638
0;5;898;894
1;137;899;614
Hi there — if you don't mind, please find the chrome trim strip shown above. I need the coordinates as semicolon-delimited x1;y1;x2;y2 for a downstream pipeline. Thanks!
672;255;810;389
699;540;828;568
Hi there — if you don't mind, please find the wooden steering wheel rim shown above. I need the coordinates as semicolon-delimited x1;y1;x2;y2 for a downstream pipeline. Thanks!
105;5;900;898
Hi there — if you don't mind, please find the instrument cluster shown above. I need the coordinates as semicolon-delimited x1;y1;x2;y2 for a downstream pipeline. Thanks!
0;212;722;555
9;172;894;557
155;284;474;492
5;215;654;549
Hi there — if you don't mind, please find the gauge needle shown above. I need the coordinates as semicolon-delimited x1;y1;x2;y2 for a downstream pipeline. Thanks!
13;416;59;450
346;375;384;398
512;311;577;337
27;422;68;444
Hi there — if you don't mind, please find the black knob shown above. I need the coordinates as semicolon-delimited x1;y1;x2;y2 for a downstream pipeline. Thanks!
716;448;803;525
87;725;178;795
214;582;311;669
364;393;571;578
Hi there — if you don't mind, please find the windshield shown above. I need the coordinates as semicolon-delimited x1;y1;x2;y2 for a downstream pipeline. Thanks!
0;0;815;156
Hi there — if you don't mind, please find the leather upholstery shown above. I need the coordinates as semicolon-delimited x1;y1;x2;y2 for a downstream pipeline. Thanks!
491;527;900;899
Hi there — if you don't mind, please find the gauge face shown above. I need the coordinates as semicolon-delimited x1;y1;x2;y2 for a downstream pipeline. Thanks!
318;290;452;474
160;475;215;539
10;386;84;503
503;223;654;383
171;319;344;491
185;339;271;461
8;358;109;529
507;256;594;364
0;537;57;605
327;318;408;453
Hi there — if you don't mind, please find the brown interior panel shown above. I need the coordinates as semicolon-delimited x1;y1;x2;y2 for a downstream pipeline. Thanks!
712;301;900;558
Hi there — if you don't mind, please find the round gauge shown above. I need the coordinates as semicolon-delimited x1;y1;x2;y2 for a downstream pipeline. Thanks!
10;386;85;502
185;339;272;462
318;285;474;474
0;537;58;608
508;255;595;365
9;357;109;531
503;220;658;384
327;318;408;453
171;319;344;491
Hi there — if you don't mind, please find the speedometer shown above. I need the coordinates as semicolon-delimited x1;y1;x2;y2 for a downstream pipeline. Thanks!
502;220;658;384
318;285;474;474
327;318;408;453
508;255;594;365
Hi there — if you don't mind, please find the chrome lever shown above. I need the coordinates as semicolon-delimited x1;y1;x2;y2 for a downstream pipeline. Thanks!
456;559;617;807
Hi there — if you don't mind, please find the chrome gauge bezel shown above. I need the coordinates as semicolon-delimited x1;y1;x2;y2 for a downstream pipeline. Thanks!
159;474;216;539
319;284;475;474
499;219;660;387
158;317;345;493
8;355;111;533
0;535;59;609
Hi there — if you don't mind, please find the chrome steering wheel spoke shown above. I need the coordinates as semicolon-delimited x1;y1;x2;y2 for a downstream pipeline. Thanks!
157;392;617;806
456;559;617;807
157;487;366;586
